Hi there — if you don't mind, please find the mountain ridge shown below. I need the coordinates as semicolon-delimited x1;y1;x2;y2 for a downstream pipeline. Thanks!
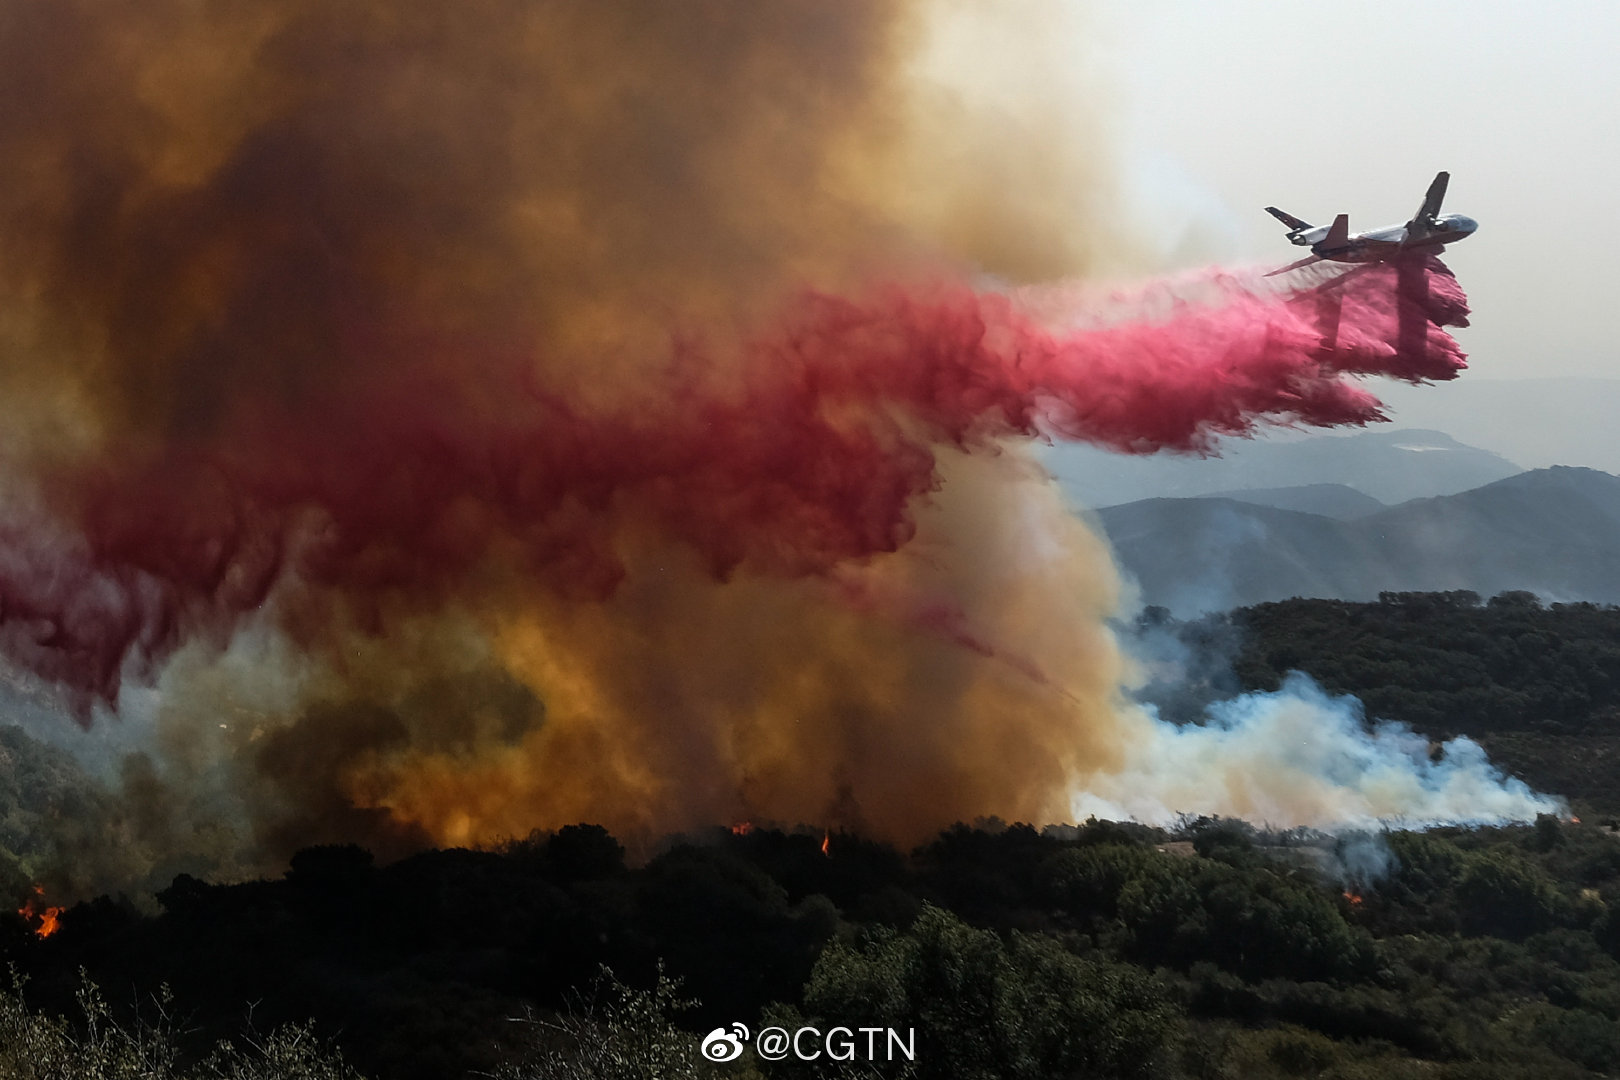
1098;466;1620;614
1051;425;1522;508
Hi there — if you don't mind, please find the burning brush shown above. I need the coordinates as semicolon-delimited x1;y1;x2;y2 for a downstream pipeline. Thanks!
16;886;62;940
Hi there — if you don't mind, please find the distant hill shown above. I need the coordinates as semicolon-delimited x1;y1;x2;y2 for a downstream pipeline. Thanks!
1202;483;1385;520
1099;466;1620;614
1049;427;1521;509
1375;376;1620;474
1099;498;1374;614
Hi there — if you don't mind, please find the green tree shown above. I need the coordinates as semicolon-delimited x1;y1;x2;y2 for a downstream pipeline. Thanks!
1457;850;1568;940
801;904;1176;1080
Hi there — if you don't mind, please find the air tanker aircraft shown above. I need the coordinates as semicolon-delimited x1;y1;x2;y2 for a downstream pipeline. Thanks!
1264;171;1477;276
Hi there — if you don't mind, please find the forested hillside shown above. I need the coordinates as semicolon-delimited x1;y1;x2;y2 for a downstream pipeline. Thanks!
1200;591;1620;816
10;816;1620;1078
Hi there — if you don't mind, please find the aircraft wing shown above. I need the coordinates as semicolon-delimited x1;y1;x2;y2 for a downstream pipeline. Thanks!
1407;171;1449;238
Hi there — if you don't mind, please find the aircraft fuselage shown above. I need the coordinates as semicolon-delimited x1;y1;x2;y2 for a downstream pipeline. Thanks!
1302;213;1478;262
1264;174;1475;277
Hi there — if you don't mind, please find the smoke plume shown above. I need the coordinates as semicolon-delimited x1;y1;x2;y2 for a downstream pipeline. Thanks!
0;1;1532;891
1075;674;1563;828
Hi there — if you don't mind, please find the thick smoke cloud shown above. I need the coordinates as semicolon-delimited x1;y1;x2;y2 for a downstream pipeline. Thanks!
2;271;1466;710
1075;674;1562;828
0;1;1532;888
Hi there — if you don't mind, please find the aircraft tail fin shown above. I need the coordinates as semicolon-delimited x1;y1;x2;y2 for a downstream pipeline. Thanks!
1321;213;1350;252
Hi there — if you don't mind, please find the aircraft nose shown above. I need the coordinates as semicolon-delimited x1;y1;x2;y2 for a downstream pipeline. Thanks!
1451;215;1478;235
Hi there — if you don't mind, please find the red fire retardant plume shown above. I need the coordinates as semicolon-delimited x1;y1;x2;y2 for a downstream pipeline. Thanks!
0;258;1467;713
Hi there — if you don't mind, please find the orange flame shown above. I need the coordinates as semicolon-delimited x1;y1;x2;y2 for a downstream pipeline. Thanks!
1342;890;1364;906
731;821;753;837
17;886;63;939
1572;816;1582;824
821;829;831;857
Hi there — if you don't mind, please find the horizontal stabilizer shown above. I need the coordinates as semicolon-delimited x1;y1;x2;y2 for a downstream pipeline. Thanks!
1264;254;1324;277
1298;262;1378;294
1265;206;1313;232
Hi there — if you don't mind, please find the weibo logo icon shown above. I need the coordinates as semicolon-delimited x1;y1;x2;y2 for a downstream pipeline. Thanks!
700;1022;750;1062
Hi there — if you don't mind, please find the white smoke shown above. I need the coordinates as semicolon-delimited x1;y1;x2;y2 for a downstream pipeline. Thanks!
1074;672;1563;828
1330;830;1398;888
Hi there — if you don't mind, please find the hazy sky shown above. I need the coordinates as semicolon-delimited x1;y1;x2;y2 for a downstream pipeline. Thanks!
1097;1;1620;381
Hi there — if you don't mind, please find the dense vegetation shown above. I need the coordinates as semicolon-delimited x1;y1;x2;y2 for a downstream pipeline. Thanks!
10;591;1620;1077
1173;591;1620;817
8;815;1620;1078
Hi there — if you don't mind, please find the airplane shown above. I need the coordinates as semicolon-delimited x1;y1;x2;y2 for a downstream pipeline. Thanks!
1263;171;1477;276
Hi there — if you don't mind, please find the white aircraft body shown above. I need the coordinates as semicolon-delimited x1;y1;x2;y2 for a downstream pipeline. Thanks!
1264;171;1477;276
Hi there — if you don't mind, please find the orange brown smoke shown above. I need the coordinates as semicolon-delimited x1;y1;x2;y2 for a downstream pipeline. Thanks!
0;2;1470;874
